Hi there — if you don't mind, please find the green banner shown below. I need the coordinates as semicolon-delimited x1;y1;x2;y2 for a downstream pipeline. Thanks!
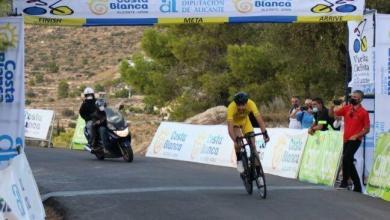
299;131;343;186
71;115;87;150
366;133;390;201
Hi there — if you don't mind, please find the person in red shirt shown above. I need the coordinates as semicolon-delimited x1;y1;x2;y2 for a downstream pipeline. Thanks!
333;90;370;193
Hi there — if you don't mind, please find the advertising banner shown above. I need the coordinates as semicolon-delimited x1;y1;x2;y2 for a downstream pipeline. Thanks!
366;133;390;201
374;14;390;141
348;12;375;95
13;0;365;26
0;16;45;220
25;109;54;140
147;122;308;174
0;154;46;220
71;115;88;150
146;122;237;167
254;128;308;179
299;131;343;186
0;17;25;166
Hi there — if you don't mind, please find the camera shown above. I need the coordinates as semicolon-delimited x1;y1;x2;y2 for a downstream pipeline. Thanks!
333;99;342;106
300;106;308;111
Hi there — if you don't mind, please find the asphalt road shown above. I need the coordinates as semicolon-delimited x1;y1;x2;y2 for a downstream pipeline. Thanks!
25;147;390;220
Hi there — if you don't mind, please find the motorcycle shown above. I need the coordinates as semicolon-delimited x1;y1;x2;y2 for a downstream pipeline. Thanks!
84;107;133;162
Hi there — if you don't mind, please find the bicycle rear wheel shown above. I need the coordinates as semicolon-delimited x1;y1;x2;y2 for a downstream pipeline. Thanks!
241;153;253;195
254;156;267;199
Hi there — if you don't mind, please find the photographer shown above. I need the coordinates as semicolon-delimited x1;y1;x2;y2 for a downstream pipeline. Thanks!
333;90;370;193
296;99;314;129
288;96;302;129
332;98;345;131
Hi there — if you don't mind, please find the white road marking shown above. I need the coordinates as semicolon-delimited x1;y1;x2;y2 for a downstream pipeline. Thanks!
41;185;332;201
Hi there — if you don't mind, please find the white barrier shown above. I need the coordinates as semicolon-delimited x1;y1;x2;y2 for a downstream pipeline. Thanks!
146;122;236;168
0;17;45;219
254;128;308;179
146;122;308;179
0;154;45;220
25;109;55;147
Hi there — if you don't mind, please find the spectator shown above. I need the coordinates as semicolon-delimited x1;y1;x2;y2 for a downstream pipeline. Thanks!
308;97;333;135
334;90;370;193
296;99;314;129
288;96;301;129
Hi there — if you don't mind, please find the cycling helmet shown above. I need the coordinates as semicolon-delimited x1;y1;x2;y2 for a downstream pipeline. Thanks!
234;92;249;105
95;99;107;111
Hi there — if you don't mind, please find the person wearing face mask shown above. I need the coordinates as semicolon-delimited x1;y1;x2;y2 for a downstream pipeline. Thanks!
333;90;370;193
79;87;98;149
308;97;333;135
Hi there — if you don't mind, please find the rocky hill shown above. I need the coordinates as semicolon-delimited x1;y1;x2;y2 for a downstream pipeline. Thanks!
24;25;163;152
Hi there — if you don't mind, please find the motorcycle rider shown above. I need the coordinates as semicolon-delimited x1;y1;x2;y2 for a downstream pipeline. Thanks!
94;99;111;153
79;87;98;149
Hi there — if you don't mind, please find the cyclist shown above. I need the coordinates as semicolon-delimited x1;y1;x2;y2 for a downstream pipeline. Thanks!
227;92;270;174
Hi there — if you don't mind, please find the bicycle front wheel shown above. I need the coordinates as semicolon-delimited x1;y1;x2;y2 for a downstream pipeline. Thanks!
241;153;253;195
255;157;267;199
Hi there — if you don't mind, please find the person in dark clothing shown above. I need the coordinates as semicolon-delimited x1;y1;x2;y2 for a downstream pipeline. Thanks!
93;99;110;152
308;97;334;135
79;87;98;149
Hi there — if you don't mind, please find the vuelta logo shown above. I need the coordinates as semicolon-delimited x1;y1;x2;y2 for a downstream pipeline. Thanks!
311;0;357;14
160;0;178;13
353;19;367;53
0;135;22;162
233;0;253;13
88;0;109;15
23;0;74;16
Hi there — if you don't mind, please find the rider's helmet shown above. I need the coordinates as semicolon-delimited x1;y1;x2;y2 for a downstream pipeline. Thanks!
83;87;95;100
95;99;107;112
234;92;249;105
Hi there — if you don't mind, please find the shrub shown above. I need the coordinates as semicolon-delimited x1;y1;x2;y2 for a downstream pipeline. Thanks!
61;108;75;117
26;90;36;98
58;80;69;99
114;89;129;98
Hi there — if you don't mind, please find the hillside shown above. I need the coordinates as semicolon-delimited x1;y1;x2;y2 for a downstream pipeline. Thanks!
24;25;161;152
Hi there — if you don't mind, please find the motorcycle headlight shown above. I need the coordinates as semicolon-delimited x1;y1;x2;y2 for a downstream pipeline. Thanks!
114;127;129;138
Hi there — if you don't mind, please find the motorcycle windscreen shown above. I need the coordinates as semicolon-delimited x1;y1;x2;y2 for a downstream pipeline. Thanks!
105;108;127;130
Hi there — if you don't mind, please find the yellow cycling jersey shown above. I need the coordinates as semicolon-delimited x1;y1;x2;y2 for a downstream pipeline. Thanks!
227;99;260;125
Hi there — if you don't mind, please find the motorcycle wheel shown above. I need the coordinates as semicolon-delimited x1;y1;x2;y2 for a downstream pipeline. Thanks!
121;147;133;162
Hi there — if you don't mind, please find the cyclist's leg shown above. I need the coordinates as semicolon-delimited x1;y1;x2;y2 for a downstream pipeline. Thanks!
233;125;243;159
243;117;260;167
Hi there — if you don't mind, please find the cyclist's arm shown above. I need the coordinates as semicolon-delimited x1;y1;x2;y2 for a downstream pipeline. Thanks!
255;113;267;134
227;120;236;142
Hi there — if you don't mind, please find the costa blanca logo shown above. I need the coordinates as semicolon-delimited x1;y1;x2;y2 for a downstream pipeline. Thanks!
88;0;109;15
311;0;357;14
191;133;207;159
153;130;170;154
0;23;18;48
233;0;253;13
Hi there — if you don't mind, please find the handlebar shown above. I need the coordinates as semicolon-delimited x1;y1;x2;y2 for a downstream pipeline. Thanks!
236;132;264;142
